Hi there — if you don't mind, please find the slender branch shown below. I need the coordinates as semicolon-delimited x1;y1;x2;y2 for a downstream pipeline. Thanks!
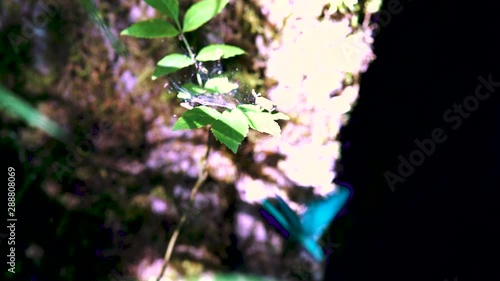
191;130;212;200
178;33;204;87
156;128;212;281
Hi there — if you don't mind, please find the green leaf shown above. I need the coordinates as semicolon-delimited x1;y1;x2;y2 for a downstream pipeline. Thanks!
211;108;248;153
254;95;276;112
172;106;222;130
182;83;207;95
271;111;290;120
176;91;191;99
239;99;290;120
239;107;281;137
0;85;67;141
145;0;179;23
173;82;211;99
204;77;239;93
120;19;179;38
152;65;177;80
196;44;246;61
182;0;229;32
237;104;263;112
157;53;195;71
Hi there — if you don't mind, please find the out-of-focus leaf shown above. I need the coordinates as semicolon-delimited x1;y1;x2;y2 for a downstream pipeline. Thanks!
145;0;179;23
152;65;177;80
80;0;128;56
0;85;67;141
253;95;276;112
366;0;383;14
157;53;195;68
196;44;246;61
182;0;229;32
237;104;263;112
152;53;195;79
120;19;179;38
182;83;207;95
271;112;290;120
211;108;248;153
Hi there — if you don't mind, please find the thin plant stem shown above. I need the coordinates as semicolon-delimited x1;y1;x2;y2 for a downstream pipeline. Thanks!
156;128;212;281
179;33;204;87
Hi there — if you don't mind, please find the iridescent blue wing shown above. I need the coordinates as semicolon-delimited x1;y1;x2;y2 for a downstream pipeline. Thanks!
274;195;303;233
260;195;303;238
300;236;325;261
261;198;292;236
300;184;351;241
261;188;350;262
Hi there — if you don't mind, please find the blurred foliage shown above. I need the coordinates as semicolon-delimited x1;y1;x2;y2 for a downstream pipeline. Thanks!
0;84;67;141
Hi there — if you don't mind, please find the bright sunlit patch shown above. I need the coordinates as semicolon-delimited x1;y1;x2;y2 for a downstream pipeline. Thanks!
235;174;275;204
277;143;338;191
150;197;167;214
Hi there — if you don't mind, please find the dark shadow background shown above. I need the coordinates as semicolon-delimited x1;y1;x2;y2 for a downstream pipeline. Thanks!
327;1;499;281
